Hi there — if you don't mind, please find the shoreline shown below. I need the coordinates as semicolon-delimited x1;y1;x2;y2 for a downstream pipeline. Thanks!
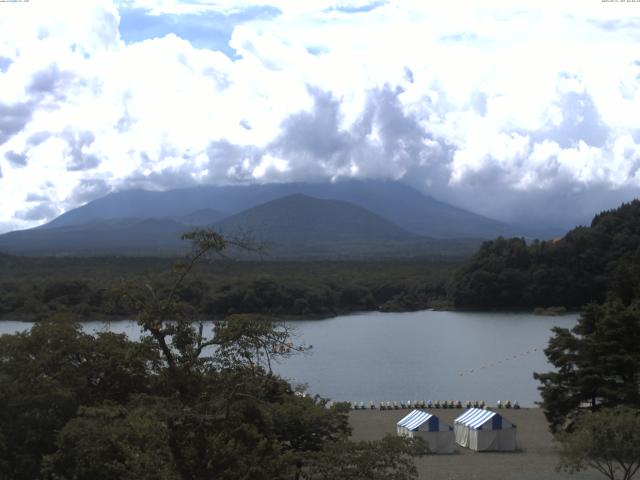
349;408;600;480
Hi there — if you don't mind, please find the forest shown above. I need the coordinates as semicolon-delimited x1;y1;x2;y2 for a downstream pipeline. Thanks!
2;200;640;322
0;255;455;321
449;200;640;310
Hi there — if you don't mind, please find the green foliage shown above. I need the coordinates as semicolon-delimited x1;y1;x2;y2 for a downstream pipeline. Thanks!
0;320;159;480
0;231;427;480
41;403;179;480
302;435;429;480
535;301;640;432
0;256;456;320
450;200;640;309
556;406;640;480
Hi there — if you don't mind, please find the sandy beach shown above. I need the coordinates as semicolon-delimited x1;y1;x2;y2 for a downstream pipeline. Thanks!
349;408;602;480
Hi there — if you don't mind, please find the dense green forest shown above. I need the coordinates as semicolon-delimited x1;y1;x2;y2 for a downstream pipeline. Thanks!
450;200;640;309
0;255;455;321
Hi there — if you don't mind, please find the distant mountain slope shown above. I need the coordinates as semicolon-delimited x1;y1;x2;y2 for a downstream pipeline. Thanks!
215;194;416;244
0;194;482;258
0;218;188;255
213;194;479;259
40;180;518;239
173;208;225;226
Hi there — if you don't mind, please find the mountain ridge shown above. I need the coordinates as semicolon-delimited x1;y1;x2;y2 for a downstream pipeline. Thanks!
0;192;483;258
39;180;519;239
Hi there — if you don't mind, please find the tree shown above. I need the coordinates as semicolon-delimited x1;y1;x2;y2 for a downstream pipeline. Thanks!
303;435;428;480
41;403;180;480
534;301;640;432
0;317;159;480
556;407;640;480
1;229;428;480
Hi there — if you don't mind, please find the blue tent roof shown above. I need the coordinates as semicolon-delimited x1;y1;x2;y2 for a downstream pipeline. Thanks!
454;408;508;430
397;410;439;431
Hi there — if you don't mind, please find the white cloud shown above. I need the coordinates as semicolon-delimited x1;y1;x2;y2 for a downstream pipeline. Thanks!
0;0;639;233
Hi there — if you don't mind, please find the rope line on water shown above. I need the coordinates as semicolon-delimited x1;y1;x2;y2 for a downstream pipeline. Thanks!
456;345;544;377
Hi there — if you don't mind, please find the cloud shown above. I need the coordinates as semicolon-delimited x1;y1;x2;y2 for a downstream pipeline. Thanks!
26;131;51;146
15;202;60;222
25;192;50;202
328;1;387;14
69;178;111;204
28;64;77;99
0;57;12;73
0;0;640;234
63;130;101;171
5;150;27;167
0;102;34;146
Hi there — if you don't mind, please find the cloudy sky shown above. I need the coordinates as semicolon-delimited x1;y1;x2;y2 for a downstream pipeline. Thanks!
0;0;639;233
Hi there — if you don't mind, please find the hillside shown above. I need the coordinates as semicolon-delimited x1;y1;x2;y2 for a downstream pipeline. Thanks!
449;199;640;309
213;193;459;259
0;218;188;256
40;180;519;239
215;193;414;243
0;194;482;258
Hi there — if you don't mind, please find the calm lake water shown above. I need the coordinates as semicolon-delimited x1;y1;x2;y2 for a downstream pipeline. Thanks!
0;310;577;406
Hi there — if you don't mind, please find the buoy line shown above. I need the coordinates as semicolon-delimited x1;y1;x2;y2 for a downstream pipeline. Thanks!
456;345;544;377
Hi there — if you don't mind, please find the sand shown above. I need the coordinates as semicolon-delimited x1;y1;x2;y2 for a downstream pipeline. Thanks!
349;408;602;480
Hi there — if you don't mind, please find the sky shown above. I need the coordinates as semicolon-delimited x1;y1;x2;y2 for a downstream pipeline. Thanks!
0;0;639;233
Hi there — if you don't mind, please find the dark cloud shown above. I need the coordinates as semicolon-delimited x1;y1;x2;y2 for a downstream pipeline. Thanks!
205;139;263;183
543;85;608;148
306;45;328;56
26;131;51;146
360;86;427;162
120;167;201;191
25;192;50;202
273;88;351;162
15;203;59;221
266;86;448;183
404;67;414;84
4;151;27;167
69;178;111;204
589;18;640;35
0;57;12;73
328;1;387;14
0;101;34;146
28;64;77;100
63;130;101;171
118;5;282;58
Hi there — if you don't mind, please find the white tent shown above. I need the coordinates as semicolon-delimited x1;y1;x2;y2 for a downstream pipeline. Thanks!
396;410;455;454
454;408;516;452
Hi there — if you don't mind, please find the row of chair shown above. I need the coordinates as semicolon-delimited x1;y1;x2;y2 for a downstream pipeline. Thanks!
349;399;521;410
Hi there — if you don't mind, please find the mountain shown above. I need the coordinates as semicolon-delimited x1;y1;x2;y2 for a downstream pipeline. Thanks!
41;180;519;239
217;194;413;242
0;194;482;258
172;208;225;226
0;218;188;256
213;194;481;259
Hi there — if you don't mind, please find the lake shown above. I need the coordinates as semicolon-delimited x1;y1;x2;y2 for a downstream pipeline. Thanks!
0;310;577;406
